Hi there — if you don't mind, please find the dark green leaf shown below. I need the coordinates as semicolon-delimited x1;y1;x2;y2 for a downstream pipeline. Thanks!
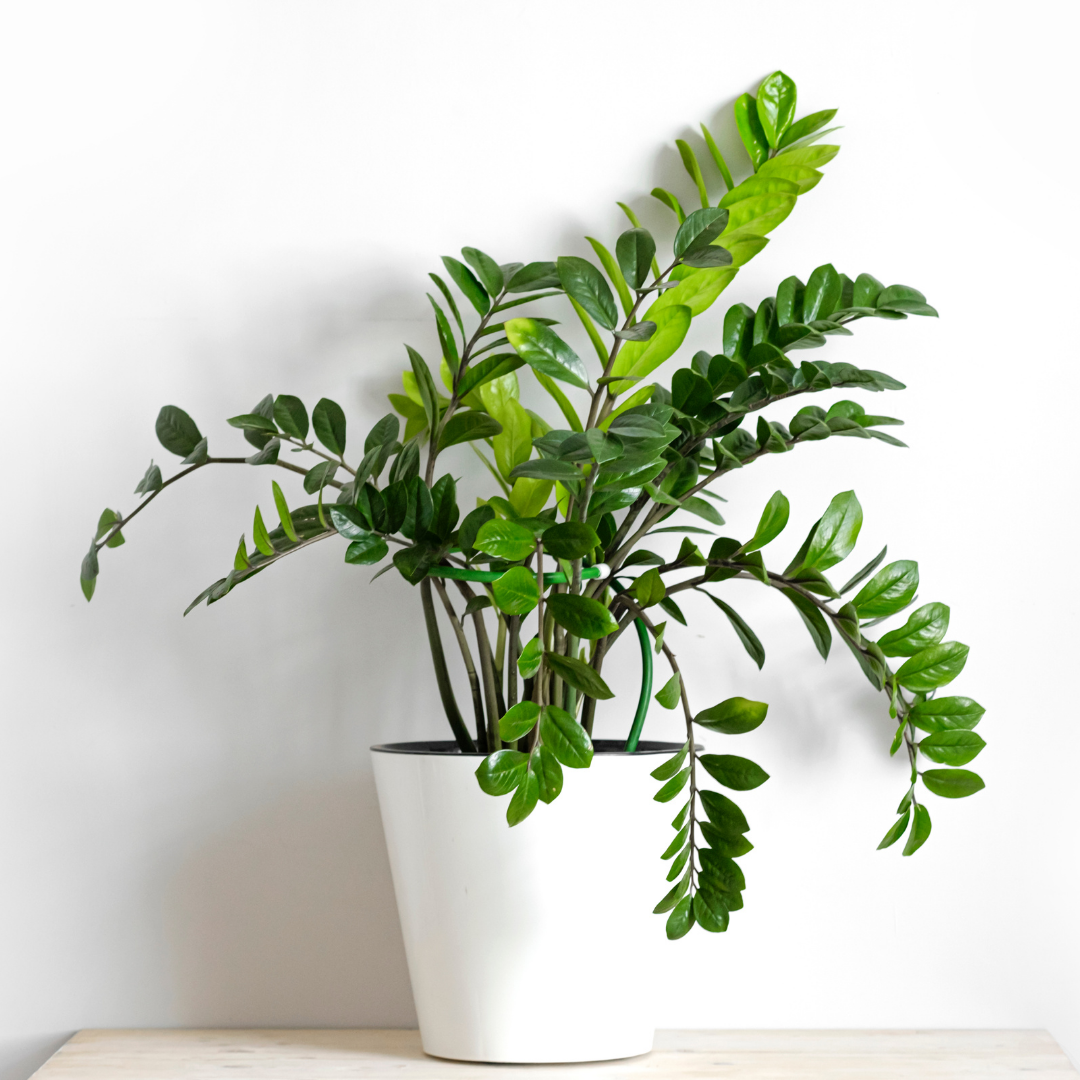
694;696;768;735
461;246;504;298
616;228;656;290
303;461;338;494
134;461;163;495
545;652;614;700
896;642;969;691
922;769;984;799
878;603;950;657
442;255;490;316
429;271;465;341
312;398;347;456
492;566;539;615
782;588;832;659
505;318;589;389
475;749;529;795
533;745;563;804
653;869;691;913
662;825;690;859
611;322;656;342
839;545;888;594
673;207;729;260
401;475;433;541
651;742;689;782
457;505;495;556
909;695;984;733
658;595;687;626
181;436;208;465
699;592;765;669
699;849;746;892
877;808;910;850
699;790;749;836
273;395;309;440
699;823;753;858
510;458;582;483
405;346;439;434
546;593;619;639
742;489;789;553
392;540;439;585
666;895;695;939
540;705;593;769
698;754;769;791
798;490;862;573
853;560;919;619
345;534;388;565
429;474;458;540
902;803;932;855
507;768;539;826
439;410;503;450
227;412;278;433
500;701;541;742
505;261;561;293
654;767;690;803
456;354;526;399
693;889;730;933
155;405;203;457
557;255;617;331
245;439;280;466
541;521;600;560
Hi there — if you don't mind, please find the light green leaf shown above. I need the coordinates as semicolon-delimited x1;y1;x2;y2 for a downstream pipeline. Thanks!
698;754;769;791
473;518;536;561
608;305;692;394
741;490;789;552
902;803;932;855
919;730;985;766
733;92;769;171
271;480;298;542
694;696;768;735
877;603;950;657
492;566;540;615
533;745;563;804
921;769;984;799
507;768;539;826
517;635;543;679
654;673;681;710
852;560;919;619
756;70;797;148
877;809;910;850
908;696;984;733
792;490;863;573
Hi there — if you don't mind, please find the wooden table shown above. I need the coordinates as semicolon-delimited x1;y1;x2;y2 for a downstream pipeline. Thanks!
30;1029;1077;1078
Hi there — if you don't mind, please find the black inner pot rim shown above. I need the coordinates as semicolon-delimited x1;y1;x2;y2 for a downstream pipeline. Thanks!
371;739;683;757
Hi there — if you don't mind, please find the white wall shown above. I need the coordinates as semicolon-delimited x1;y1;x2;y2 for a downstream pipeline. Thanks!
1;2;1077;1076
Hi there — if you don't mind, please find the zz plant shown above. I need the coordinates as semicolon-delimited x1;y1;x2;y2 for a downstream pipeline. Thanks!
83;71;985;939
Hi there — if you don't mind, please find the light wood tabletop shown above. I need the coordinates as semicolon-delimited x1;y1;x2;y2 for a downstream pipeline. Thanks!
30;1028;1077;1079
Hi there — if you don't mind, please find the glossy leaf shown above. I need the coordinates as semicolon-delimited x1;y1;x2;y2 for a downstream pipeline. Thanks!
557;255;617;331
693;889;730;933
795;490;863;573
475;749;529;795
877;808;910;850
504;261;561;294
853;560;919;619
155;405;203;457
540;705;594;769
903;803;932;855
699;754;769;791
908;696;984;733
896;642;969;691
674;207;729;260
271;480;298;542
782;588;832;659
654;767;690;803
461;246;504;298
500;701;540;742
694;696;768;735
839;545;888;595
439;410;503;450
877;603;950;657
733;93;769;171
665;895;695;940
473;519;536;561
922;769;984;799
457;504;494;556
616;228;656;291
545;652;614;700
546;593;619;639
533;745;563;804
517;636;543;679
919;730;985;766
492;566;539;615
756;70;797;148
506;767;539;826
312;398;347;456
345;534;389;565
651;743;689;782
699;592;765;670
699;790;749;836
441;255;490;316
586;235;635;319
608;305;692;392
779;108;837;149
541;521;600;560
742;490;789;553
505;318;589;389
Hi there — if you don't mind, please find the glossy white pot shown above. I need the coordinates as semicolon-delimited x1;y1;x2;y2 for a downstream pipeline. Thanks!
371;739;677;1064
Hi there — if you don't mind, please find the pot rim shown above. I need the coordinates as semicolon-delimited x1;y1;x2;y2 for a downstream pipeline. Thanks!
371;738;682;757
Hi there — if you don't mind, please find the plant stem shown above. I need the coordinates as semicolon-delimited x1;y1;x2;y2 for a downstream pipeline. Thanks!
420;579;476;752
454;581;501;752
433;577;487;751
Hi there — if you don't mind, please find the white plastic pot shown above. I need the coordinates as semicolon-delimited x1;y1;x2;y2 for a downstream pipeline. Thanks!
371;739;678;1064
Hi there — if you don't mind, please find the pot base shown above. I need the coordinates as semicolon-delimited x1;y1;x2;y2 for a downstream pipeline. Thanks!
372;740;677;1064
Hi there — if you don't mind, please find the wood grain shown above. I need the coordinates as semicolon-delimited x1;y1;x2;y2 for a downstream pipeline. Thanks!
31;1028;1077;1079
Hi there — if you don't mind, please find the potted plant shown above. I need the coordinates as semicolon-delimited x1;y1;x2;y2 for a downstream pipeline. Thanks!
82;71;985;1064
